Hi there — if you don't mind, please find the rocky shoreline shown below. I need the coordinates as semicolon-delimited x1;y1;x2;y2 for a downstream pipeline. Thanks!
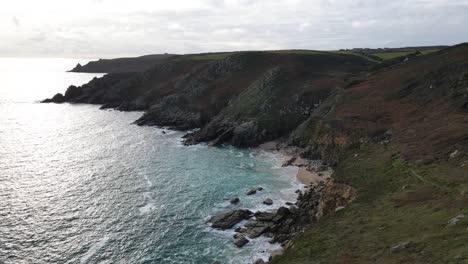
207;144;356;263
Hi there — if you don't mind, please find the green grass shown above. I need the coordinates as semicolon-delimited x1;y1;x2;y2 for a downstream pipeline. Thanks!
371;51;417;60
272;143;468;264
371;49;440;60
420;49;440;55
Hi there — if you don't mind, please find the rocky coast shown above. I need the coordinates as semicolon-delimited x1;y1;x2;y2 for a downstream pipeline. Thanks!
42;44;468;263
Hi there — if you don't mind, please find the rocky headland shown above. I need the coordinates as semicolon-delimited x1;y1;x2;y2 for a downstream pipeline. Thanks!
43;44;468;263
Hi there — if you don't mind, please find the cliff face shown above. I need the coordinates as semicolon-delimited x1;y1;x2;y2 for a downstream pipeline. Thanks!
45;52;373;133
45;45;468;160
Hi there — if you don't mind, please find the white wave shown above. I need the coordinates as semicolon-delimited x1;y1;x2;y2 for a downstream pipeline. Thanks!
80;236;110;264
139;203;156;215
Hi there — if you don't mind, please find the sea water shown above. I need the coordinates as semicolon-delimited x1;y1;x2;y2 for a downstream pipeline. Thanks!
0;58;301;264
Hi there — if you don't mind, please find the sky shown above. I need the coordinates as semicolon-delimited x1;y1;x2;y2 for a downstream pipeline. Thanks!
1;0;468;58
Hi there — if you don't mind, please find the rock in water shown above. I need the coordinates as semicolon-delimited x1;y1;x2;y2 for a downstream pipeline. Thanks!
263;198;273;205
230;197;240;204
253;259;266;264
233;234;249;248
41;93;65;103
209;209;253;229
246;189;257;195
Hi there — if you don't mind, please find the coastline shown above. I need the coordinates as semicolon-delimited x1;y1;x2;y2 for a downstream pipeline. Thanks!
205;141;334;263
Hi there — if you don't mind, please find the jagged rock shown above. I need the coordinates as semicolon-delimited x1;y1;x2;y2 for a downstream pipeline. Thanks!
241;220;274;238
233;234;249;248
246;189;257;195
263;198;273;205
315;180;357;220
209;209;253;229
230;197;240;204
390;242;411;253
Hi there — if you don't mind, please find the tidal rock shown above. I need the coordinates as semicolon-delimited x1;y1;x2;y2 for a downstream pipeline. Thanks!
241;220;273;238
209;209;253;229
246;189;257;195
233;234;249;248
230;197;240;204
263;198;273;205
253;259;266;264
257;187;264;191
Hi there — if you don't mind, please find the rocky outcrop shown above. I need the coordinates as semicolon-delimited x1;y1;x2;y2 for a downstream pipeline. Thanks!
315;180;357;219
208;209;253;229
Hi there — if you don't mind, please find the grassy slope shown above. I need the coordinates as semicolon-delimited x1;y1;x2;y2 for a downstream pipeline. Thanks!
273;143;468;264
371;49;440;60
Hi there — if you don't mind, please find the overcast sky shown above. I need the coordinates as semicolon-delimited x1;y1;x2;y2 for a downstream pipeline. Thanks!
1;0;468;58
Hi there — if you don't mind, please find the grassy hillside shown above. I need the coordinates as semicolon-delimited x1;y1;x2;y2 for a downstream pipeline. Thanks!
272;143;468;264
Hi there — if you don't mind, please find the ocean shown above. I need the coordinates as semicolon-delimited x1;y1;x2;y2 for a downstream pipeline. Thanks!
0;58;301;264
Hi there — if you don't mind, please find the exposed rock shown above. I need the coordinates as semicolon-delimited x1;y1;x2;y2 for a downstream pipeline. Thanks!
233;234;249;248
447;214;465;226
230;197;240;204
241;220;273;238
254;211;282;223
334;206;346;212
253;258;266;264
315;180;357;220
246;189;257;195
209;209;253;229
42;93;65;103
257;187;264;191
390;242;411;253
263;198;273;205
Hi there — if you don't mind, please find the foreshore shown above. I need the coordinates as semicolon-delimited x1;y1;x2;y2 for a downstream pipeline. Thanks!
207;141;335;263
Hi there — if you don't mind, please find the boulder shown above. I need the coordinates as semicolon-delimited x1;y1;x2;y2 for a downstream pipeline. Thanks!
246;189;257;195
263;198;273;205
209;209;253;229
390;242;411;253
233;234;249;248
253;259;266;264
230;197;240;204
447;214;465;226
241;220;273;238
257;187;264;191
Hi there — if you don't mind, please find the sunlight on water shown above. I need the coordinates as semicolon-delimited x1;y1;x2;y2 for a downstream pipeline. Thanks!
0;58;300;264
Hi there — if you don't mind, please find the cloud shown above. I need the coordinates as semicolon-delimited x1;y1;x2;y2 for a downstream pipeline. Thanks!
0;0;467;58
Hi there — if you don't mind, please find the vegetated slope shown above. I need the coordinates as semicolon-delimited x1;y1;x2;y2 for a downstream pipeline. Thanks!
272;43;468;264
70;54;177;73
291;43;468;164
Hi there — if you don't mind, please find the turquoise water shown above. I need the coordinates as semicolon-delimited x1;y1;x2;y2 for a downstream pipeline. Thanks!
0;58;300;264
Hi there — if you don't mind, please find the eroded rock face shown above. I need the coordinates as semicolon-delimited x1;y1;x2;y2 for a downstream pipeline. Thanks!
315;180;357;220
208;209;253;229
233;234;249;248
